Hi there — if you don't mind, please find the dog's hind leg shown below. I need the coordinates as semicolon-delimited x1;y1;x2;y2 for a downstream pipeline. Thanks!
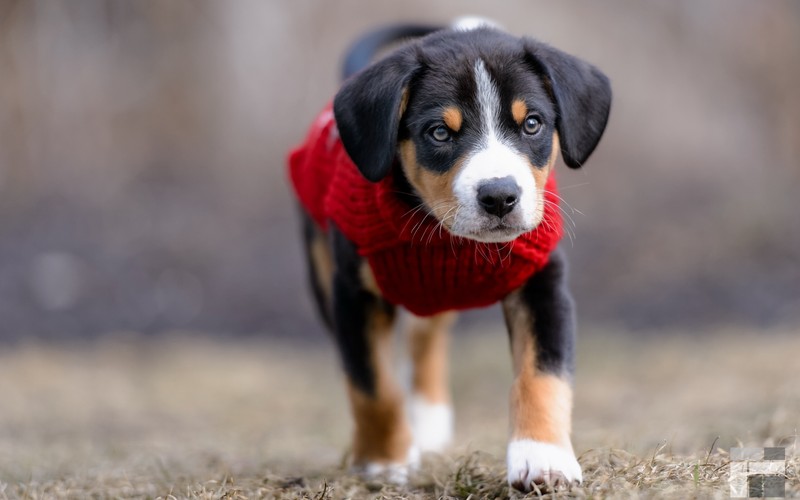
300;209;334;329
406;311;456;453
330;225;415;482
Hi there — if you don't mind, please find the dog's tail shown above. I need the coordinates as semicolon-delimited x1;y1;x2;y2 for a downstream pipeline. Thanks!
341;24;440;80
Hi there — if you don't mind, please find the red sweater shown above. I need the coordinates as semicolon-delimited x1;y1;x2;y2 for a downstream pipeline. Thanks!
288;106;563;316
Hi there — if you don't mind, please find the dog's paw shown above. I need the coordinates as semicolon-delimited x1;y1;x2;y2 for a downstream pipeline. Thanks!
356;462;410;484
354;446;419;485
506;439;582;492
409;396;453;453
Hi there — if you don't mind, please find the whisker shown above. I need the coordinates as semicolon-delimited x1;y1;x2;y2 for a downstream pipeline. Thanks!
410;211;435;244
401;202;434;236
476;242;491;264
543;198;577;231
548;202;578;241
554;182;590;191
475;243;485;263
438;205;458;239
425;203;455;245
506;239;515;262
543;210;574;246
425;220;438;245
448;208;461;258
493;243;501;265
400;203;427;219
539;213;556;234
545;189;584;217
407;201;454;245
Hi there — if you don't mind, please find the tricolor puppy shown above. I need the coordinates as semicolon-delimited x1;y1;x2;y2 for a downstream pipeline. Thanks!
288;20;611;492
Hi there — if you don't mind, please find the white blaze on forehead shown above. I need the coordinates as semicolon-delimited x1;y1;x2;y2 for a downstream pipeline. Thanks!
474;60;501;141
449;59;539;242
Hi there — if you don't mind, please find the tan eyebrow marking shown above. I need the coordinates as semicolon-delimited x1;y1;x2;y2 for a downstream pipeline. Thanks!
442;106;463;132
399;88;409;117
511;99;527;125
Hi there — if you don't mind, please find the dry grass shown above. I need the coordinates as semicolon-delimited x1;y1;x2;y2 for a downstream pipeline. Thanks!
0;326;798;499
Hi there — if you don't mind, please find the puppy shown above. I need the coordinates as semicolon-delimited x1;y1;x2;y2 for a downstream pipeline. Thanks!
288;19;611;492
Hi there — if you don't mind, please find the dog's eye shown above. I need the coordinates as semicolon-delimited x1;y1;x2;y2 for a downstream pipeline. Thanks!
429;125;452;143
522;115;542;135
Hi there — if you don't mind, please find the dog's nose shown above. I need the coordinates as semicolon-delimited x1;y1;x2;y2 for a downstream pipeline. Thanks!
477;176;521;218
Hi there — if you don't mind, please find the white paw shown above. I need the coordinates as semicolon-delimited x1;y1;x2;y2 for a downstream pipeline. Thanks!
506;439;582;492
358;462;409;484
355;446;419;485
407;444;421;469
409;396;453;453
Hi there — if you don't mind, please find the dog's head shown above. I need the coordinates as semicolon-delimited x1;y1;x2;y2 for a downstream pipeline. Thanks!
333;27;611;243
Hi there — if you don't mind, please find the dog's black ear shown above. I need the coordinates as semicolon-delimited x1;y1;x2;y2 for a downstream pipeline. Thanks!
333;48;420;182
524;39;611;169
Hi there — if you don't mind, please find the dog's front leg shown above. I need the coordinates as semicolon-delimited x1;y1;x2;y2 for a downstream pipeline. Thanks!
406;311;456;453
330;227;414;483
501;249;582;491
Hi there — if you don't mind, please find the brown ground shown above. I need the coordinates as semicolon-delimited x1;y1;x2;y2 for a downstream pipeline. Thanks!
0;326;798;498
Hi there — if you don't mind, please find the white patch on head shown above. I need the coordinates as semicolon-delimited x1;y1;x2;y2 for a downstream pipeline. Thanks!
450;60;540;243
507;439;582;492
408;395;453;453
450;16;503;32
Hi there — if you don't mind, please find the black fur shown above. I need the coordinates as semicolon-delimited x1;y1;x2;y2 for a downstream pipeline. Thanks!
402;29;558;173
334;27;611;186
300;209;333;329
342;24;440;80
509;249;576;376
523;40;612;169
321;26;609;389
294;24;609;484
330;224;395;396
333;48;420;182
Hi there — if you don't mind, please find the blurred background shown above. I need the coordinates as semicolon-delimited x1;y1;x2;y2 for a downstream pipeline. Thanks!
0;0;798;341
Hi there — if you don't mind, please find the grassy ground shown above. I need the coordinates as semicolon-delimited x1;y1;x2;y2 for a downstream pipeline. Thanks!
0;325;798;499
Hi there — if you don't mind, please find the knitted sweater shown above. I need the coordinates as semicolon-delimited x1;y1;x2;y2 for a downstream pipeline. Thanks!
288;106;563;316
